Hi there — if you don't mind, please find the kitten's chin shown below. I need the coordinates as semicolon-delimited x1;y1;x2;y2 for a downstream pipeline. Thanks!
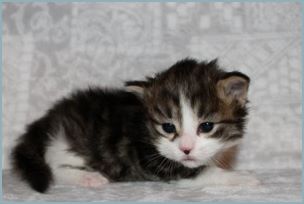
180;159;202;168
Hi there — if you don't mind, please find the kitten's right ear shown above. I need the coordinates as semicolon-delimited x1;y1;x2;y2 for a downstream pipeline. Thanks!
216;72;250;106
125;80;149;96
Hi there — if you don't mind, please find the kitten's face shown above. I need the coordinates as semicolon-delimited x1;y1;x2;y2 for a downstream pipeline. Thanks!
127;59;250;168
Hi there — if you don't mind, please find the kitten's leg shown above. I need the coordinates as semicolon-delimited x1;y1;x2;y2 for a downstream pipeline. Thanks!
176;166;260;187
46;130;108;188
55;168;109;188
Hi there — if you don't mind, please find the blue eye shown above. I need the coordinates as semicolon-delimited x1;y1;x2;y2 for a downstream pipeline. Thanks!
199;122;214;133
162;123;176;134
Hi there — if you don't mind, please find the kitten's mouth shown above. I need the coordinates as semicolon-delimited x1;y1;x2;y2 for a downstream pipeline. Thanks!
182;156;196;162
180;156;200;168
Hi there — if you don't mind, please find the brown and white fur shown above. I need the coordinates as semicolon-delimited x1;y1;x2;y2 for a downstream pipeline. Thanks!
12;58;259;193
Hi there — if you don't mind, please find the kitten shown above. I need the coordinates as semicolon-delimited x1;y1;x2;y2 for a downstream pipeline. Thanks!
11;58;257;193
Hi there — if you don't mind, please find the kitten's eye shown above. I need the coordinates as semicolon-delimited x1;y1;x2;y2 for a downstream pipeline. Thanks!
198;122;214;133
162;123;176;134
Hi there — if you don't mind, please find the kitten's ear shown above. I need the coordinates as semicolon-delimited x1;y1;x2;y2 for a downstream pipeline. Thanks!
216;72;250;106
125;80;149;96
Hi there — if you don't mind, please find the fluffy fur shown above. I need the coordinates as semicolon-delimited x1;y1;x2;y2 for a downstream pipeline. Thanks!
11;58;252;193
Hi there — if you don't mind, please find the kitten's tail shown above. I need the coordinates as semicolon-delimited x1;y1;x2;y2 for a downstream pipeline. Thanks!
11;115;55;193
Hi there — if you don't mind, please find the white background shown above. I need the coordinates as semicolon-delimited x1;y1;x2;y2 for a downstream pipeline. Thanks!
2;2;301;170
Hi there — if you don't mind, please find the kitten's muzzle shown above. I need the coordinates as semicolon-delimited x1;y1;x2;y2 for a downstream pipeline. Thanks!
182;155;196;161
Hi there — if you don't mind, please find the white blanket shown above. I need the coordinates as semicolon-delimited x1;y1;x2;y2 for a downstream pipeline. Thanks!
3;169;301;202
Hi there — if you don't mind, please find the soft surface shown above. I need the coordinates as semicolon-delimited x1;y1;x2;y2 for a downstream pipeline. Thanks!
3;169;301;202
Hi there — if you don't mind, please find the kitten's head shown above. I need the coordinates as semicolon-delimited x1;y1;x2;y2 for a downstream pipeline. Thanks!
126;58;250;168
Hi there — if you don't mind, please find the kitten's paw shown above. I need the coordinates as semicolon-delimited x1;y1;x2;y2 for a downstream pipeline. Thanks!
79;172;109;188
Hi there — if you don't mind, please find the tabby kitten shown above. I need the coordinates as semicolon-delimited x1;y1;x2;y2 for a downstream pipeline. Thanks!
12;58;257;193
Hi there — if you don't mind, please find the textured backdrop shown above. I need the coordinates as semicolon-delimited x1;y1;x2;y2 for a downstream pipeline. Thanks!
2;2;301;171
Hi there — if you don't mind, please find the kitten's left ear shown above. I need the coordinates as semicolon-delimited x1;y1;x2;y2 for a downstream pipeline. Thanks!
125;80;150;96
216;71;250;106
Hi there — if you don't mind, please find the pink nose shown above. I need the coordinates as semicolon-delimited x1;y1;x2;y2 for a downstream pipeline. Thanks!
180;147;192;155
183;149;191;155
179;135;195;155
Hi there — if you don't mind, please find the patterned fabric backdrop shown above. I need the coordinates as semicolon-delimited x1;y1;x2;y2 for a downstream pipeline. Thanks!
2;2;301;170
